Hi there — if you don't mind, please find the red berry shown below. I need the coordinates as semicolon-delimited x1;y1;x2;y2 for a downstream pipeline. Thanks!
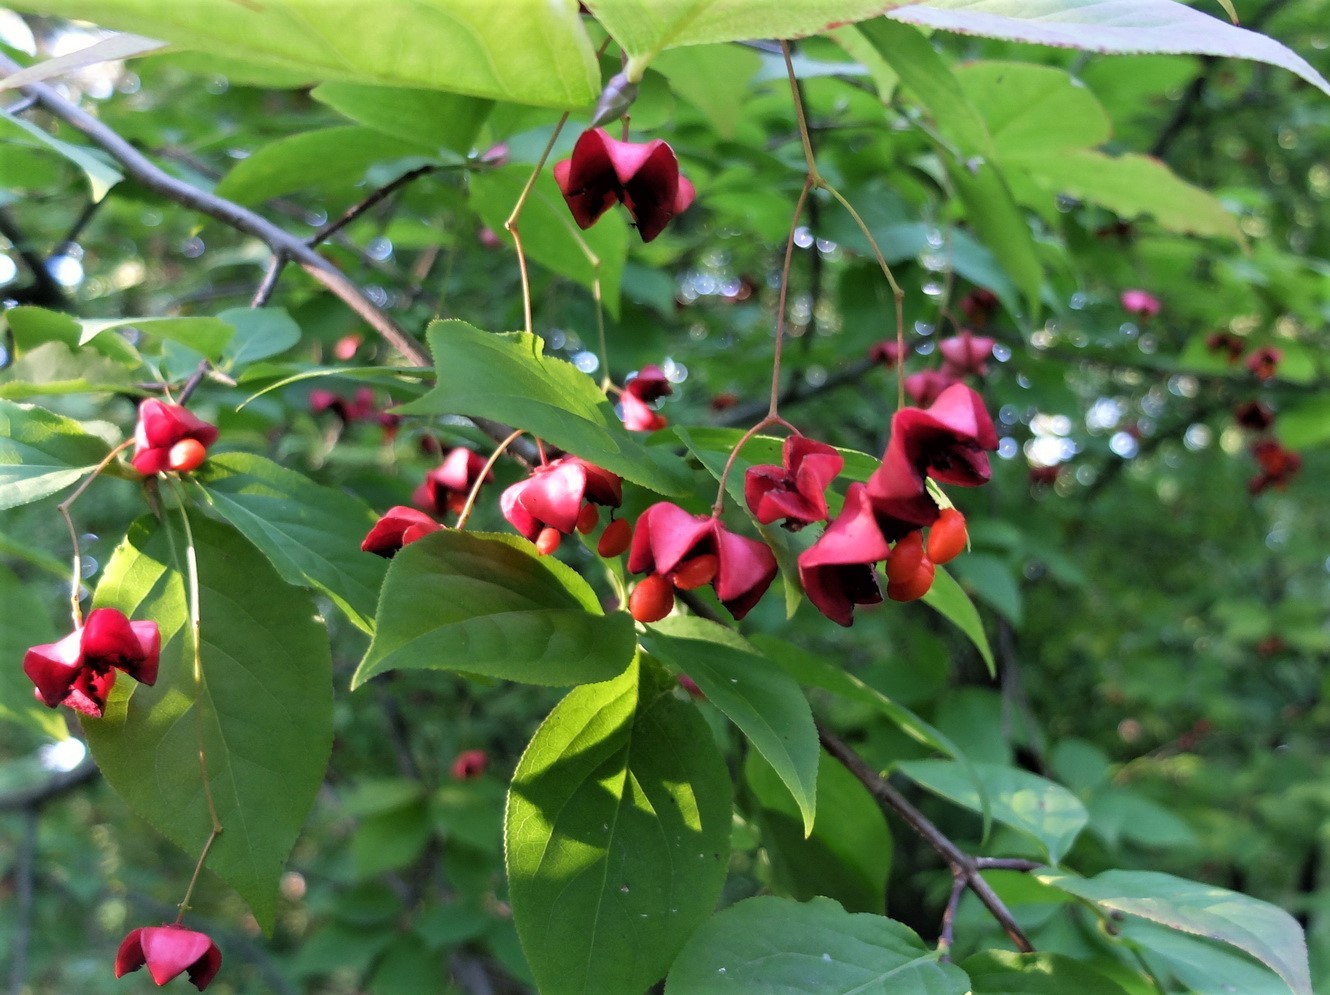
885;531;925;584
887;557;935;602
927;508;968;565
167;438;208;473
671;554;718;591
597;517;632;558
630;574;674;623
576;503;599;534
535;526;562;556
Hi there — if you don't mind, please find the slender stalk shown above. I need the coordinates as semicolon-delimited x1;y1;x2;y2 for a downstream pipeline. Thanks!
454;429;525;530
505;113;571;335
55;440;134;626
782;42;907;409
709;414;796;517
310;164;436;247
769;176;813;417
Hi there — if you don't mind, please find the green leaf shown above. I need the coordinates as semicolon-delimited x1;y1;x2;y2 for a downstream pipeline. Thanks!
954;62;1112;157
888;0;1330;97
750;634;965;763
0;564;68;740
5;305;233;361
8;0;600;106
665;895;970;993
217;307;302;371
0;342;137;399
352;529;635;689
1035;869;1312;995
0;110;121;200
745;750;892;914
897;759;1087;863
397;320;688;495
0;398;113;511
949;553;1023;627
506;657;732;995
1012;150;1241;241
214;126;433;206
962;950;1134;994
311;82;493;152
469;165;628;316
642;616;819;834
585;1;913;67
192;452;387;634
921;566;996;676
652;45;761;140
86;513;332;931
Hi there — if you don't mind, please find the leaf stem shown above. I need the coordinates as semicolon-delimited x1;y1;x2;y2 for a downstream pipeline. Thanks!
505;113;571;335
166;481;223;920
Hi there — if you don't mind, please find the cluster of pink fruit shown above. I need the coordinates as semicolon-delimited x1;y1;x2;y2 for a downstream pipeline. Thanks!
363;378;996;628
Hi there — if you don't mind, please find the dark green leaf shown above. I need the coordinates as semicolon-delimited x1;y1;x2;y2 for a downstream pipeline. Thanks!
352;529;635;689
642;616;819;834
86;513;332;931
746;750;892;914
397;320;689;494
1122;921;1293;995
192;452;386;633
665;895;970;993
1035;869;1312;995
962;950;1134;994
0;110;121;200
506;657;732;995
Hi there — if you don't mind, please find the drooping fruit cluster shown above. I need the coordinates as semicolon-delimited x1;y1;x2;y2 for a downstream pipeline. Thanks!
798;383;995;626
501;456;623;556
116;924;221;991
554;128;695;243
620;363;672;432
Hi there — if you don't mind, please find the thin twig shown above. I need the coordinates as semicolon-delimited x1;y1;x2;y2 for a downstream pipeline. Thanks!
818;724;1035;953
309;164;437;247
0;55;429;367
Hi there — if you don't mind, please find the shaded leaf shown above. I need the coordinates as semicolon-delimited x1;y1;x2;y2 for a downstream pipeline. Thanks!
217;307;302;371
962;950;1134;994
507;657;732;995
6;305;232;361
0;564;68;740
192;452;387;633
0;110;121;200
746;750;892;914
1036;869;1312;995
352;529;636;689
665;895;970;993
642;616;819;834
921;566;996;676
86;513;332;931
